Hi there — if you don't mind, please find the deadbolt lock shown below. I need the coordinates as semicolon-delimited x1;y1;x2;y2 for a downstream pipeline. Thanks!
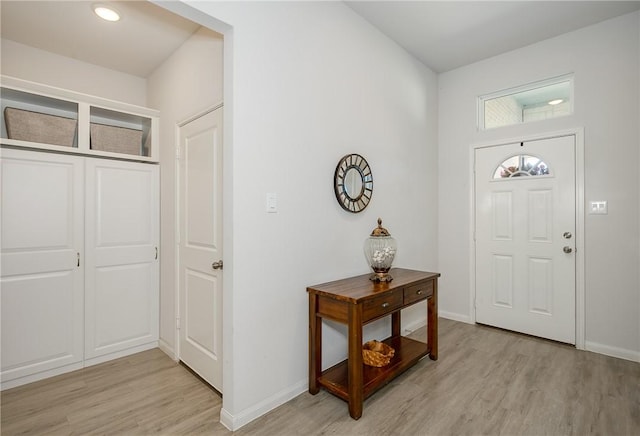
563;232;572;239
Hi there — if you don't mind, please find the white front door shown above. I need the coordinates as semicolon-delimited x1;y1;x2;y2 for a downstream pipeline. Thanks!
475;135;576;344
178;107;223;391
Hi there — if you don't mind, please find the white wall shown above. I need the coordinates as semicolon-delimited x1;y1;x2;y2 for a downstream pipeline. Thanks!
162;0;439;430
146;27;224;355
1;39;147;106
438;12;640;360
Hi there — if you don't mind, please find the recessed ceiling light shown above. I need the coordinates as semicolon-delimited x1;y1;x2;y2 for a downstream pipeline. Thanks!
548;99;564;106
93;4;121;22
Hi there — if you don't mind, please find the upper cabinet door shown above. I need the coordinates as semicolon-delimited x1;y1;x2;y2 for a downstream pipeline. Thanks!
84;158;159;361
0;148;84;388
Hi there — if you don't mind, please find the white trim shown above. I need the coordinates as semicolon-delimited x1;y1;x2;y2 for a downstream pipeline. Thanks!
83;342;158;368
158;339;177;361
574;128;586;350
402;319;426;335
440;310;473;324
220;380;308;431
177;102;224;128
470;128;585;347
1;362;84;391
219;408;234;432
585;341;640;363
174;126;181;362
469;143;477;324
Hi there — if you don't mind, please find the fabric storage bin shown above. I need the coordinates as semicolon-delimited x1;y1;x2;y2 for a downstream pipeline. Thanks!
90;123;143;155
4;107;77;147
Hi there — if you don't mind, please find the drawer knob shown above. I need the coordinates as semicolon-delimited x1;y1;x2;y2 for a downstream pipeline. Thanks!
416;290;423;295
381;302;390;308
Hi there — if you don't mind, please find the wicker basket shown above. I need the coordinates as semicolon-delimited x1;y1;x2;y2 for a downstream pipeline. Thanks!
362;340;395;367
4;107;77;147
90;122;143;156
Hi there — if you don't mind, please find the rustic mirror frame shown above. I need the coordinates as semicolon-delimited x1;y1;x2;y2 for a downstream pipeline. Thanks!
334;153;373;213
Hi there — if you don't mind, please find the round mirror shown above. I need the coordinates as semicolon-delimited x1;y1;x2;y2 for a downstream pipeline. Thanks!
334;154;373;213
344;167;363;199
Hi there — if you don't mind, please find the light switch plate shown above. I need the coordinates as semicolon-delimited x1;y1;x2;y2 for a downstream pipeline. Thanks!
589;200;608;215
266;193;277;213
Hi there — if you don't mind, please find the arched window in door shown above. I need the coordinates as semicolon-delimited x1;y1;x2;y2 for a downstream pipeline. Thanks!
493;154;550;179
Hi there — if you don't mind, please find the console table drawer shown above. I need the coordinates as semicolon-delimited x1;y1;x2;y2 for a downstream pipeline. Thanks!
404;279;434;305
363;291;402;322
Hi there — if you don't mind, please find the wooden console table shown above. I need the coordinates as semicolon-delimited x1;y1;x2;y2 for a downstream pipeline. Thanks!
307;268;440;419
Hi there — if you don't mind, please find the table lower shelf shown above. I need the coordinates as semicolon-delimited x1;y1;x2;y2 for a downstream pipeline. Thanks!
317;336;430;401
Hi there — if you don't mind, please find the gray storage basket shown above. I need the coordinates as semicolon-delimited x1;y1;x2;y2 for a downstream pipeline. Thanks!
90;123;143;156
4;107;77;147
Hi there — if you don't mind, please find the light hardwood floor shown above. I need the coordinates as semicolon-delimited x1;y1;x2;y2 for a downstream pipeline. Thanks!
2;318;639;435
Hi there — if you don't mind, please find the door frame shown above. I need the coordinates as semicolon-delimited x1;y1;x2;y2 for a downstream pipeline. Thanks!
470;127;585;349
174;102;224;363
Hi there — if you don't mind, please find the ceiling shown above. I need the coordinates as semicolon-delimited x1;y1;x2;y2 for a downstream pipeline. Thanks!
0;1;202;77
1;1;639;77
346;1;640;73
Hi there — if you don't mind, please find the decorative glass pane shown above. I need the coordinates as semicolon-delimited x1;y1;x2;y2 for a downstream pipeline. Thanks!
493;155;550;179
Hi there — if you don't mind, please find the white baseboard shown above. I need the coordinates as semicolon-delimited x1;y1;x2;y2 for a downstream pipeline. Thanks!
402;318;426;335
1;362;84;391
219;408;234;431
219;379;308;431
584;341;640;363
439;310;472;324
2;342;160;391
84;342;158;368
158;339;177;361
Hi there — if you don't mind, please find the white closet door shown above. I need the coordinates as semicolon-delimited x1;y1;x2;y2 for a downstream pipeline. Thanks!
84;158;159;361
1;149;84;387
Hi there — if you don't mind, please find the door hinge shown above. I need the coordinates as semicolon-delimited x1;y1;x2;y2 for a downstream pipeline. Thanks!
77;252;80;267
176;146;180;159
176;317;180;330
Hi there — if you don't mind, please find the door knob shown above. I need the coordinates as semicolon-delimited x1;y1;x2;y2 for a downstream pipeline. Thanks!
563;246;573;254
212;260;224;270
563;232;572;239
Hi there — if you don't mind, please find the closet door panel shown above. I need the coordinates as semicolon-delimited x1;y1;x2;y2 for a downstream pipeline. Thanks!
85;158;159;360
93;263;154;350
0;149;84;385
2;272;77;370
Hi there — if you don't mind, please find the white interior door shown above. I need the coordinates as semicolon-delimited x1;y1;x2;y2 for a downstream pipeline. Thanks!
1;149;84;385
84;158;159;361
475;135;576;344
178;107;223;391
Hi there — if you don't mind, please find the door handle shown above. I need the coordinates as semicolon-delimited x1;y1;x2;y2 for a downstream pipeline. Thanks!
212;260;224;270
563;246;573;254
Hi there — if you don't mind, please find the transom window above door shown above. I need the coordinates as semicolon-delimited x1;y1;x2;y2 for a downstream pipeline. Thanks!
493;154;550;179
478;74;573;130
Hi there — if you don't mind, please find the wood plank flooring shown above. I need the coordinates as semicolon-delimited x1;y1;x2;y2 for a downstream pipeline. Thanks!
2;318;639;435
1;348;227;435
